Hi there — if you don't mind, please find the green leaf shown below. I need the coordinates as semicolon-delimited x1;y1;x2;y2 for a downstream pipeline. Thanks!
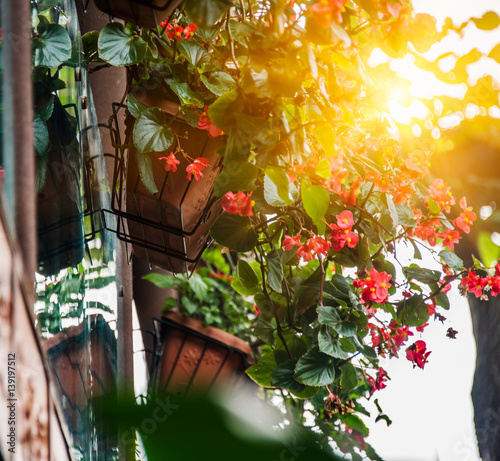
36;96;54;122
238;260;259;291
294;347;338;386
404;266;441;285
341;414;369;437
435;291;450;310
339;337;357;353
98;23;147;66
133;108;174;154
142;273;175;288
386;194;398;227
177;40;211;67
472;11;500;30
265;167;294;206
184;0;232;27
36;152;49;195
127;94;148;119
396;203;417;226
477;231;500;267
317;305;341;327
210;213;258;252
207;90;241;133
169;83;205;106
213;161;258;196
301;180;330;224
318;326;349;360
135;151;158;195
181;295;198;315
439;250;464;271
267;249;284;293
82;30;104;64
427;197;441;214
397;294;429;327
200;72;237;96
293;286;318;318
34;114;49;157
246;352;276;387
33;23;72;67
340;363;358;390
270;360;306;394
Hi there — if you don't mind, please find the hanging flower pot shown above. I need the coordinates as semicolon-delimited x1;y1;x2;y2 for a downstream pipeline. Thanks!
150;312;253;397
110;92;224;273
93;0;183;29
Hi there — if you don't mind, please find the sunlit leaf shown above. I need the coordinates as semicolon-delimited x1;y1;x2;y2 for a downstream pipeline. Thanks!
98;23;146;66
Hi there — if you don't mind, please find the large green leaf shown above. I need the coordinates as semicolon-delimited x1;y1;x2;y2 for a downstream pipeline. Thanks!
169;83;205;106
438;250;464;271
317;305;341;327
177;41;211;67
295;347;338;386
133;108;174;154
301;179;330;224
318;326;349;360
142;273;175;289
267;249;284;293
293;286;318;318
238;260;259;291
127;94;148;119
397;294;429;327
340;363;358;390
210;213;258;251
213;161;258;196
341;414;369;437
34;114;49;157
477;231;500;267
33;23;71;67
403;266;441;285
200;72;237;96
98;23;147;66
184;0;232;27
246;352;276;387
135;151;158;195
270;360;306;394
265;167;294;206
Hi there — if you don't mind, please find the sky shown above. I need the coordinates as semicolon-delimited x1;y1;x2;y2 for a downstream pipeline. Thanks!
365;1;500;460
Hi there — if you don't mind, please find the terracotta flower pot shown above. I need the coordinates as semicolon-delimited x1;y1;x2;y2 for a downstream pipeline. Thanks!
151;312;253;397
94;0;183;28
120;95;224;273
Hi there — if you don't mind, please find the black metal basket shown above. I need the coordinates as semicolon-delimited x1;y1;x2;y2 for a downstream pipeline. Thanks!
105;102;224;273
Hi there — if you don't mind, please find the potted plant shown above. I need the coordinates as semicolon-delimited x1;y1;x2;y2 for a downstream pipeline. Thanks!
144;247;256;396
88;1;482;456
93;6;238;272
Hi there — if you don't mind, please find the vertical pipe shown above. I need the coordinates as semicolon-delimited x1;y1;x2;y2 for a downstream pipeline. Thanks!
116;240;135;460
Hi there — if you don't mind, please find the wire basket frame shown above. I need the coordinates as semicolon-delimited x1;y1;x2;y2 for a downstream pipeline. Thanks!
108;102;224;274
150;315;252;398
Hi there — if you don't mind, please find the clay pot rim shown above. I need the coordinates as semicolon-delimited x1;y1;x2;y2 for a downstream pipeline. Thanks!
159;312;253;361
